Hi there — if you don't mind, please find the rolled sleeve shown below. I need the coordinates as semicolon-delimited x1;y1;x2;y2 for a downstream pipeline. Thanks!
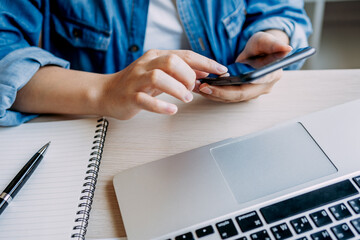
244;16;308;48
0;47;70;126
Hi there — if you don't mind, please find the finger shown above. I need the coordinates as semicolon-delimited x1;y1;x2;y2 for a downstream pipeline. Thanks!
197;91;233;102
147;54;196;91
194;70;209;79
199;82;275;102
259;34;292;54
198;90;264;103
144;49;228;75
271;43;292;53
145;69;194;103
236;50;249;63
219;73;230;77
237;32;292;63
251;69;283;84
168;50;228;75
193;80;202;93
134;92;178;115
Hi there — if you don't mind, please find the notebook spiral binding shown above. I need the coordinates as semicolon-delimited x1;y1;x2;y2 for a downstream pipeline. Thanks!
71;118;109;240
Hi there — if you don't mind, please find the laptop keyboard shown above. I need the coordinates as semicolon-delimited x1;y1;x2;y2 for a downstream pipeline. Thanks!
166;175;360;240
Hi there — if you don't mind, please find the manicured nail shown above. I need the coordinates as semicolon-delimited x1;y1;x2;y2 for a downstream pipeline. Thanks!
159;101;177;114
219;73;230;77
166;104;178;114
184;91;193;103
217;64;228;74
193;81;201;93
200;87;212;95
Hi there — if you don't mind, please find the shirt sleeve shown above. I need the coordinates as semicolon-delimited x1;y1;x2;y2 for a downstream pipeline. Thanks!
0;48;70;126
241;0;313;70
0;0;70;126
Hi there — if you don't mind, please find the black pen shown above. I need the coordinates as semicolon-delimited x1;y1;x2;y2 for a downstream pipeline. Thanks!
0;142;51;215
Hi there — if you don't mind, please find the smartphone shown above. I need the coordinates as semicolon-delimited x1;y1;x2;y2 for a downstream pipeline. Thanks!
199;47;316;86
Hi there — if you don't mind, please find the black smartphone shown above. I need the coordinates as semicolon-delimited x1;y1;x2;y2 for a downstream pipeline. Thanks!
199;47;316;86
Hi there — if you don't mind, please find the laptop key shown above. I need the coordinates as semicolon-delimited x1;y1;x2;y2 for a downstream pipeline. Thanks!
195;225;214;238
350;217;360;233
260;180;357;224
331;223;354;240
236;211;263;232
348;197;360;213
216;219;238;239
352;176;360;188
270;222;292;240
310;210;332;227
235;237;247;240
310;230;332;240
175;232;194;240
250;229;271;240
329;203;352;220
296;237;308;240
290;216;313;234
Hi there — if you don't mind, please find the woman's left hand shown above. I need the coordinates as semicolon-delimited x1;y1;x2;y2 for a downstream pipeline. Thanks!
196;30;292;102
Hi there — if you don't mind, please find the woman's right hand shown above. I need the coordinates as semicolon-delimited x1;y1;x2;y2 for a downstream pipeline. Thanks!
100;49;228;120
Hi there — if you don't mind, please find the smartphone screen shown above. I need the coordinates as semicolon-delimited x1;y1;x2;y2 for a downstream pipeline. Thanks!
200;47;316;86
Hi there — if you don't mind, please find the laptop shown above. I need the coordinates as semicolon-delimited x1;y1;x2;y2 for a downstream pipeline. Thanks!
113;99;360;240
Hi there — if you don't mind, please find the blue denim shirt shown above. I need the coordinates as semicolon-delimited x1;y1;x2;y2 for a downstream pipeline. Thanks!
0;0;312;126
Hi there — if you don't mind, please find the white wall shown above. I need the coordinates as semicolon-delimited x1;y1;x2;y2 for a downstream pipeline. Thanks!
303;0;360;69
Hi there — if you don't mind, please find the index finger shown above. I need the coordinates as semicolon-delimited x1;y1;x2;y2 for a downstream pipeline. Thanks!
168;50;228;75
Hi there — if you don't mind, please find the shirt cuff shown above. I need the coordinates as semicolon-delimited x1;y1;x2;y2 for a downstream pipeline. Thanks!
243;16;311;70
0;47;70;126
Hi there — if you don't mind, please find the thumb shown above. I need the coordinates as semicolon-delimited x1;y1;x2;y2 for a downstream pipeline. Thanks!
235;49;250;63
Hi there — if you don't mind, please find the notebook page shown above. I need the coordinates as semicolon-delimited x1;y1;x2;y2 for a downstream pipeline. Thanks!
0;118;99;240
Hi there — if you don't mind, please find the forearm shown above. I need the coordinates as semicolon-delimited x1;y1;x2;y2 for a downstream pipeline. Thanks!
11;49;228;121
11;66;106;116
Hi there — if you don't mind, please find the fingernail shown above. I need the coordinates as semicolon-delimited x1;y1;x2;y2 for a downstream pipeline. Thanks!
167;104;177;114
159;102;177;114
217;65;228;74
200;87;212;95
166;104;178;114
193;81;201;93
184;91;193;103
219;73;230;77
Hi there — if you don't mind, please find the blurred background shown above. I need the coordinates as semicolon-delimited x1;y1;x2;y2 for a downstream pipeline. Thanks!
303;0;360;69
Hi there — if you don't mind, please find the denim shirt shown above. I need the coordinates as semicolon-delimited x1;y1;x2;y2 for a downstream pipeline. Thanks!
0;0;312;126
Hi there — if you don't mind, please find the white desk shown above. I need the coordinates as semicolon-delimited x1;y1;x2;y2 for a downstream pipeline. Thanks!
85;69;360;238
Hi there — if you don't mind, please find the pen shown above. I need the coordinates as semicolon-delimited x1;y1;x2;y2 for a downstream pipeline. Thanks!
0;142;51;215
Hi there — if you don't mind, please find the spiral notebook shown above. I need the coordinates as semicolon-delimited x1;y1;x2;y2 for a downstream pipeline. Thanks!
0;118;108;240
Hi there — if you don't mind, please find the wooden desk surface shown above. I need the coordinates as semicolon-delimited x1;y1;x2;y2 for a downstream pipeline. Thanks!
86;69;360;238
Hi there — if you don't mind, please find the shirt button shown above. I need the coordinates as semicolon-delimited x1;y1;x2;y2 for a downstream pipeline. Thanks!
72;28;83;38
128;45;140;52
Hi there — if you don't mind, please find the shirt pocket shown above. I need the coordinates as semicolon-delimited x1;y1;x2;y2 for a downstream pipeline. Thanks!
222;2;246;39
51;15;111;51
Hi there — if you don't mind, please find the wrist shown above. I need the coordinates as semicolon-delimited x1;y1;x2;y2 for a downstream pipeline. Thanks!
86;73;112;117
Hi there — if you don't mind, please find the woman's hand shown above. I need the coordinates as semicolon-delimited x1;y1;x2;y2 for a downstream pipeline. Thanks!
197;30;292;103
100;49;228;119
12;50;227;120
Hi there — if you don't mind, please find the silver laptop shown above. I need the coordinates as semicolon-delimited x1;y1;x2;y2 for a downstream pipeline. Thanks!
113;99;360;240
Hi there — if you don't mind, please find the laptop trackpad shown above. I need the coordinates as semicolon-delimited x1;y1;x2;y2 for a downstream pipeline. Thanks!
210;122;337;204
